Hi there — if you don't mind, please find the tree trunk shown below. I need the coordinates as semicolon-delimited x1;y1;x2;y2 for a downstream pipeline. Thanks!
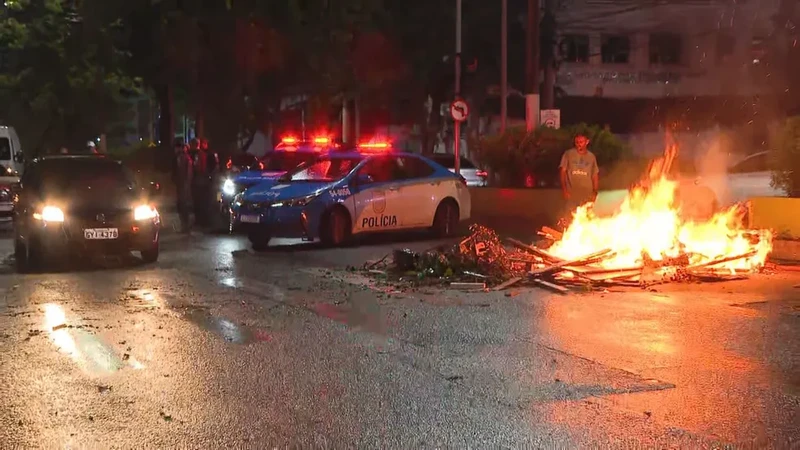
196;109;205;140
155;83;174;172
542;62;557;109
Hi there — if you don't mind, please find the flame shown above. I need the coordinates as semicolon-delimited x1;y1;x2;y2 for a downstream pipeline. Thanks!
549;176;773;273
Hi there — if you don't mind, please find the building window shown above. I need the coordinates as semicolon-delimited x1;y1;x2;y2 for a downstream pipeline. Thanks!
649;33;682;65
561;34;590;63
601;35;630;64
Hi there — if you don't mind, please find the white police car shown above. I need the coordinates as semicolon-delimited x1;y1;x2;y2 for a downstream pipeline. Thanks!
231;142;471;249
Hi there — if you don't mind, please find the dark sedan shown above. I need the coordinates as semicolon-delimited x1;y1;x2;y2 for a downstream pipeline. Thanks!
12;155;161;272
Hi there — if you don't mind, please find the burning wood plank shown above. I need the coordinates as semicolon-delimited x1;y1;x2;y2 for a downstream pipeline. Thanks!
688;250;758;270
506;238;565;263
529;249;613;277
493;277;522;291
533;279;570;294
450;282;486;291
537;226;563;241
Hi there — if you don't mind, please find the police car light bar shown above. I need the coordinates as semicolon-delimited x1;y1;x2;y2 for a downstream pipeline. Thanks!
281;136;299;145
312;136;330;145
358;142;391;151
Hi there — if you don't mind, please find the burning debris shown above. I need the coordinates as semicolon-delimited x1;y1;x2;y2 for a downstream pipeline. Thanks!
365;135;774;294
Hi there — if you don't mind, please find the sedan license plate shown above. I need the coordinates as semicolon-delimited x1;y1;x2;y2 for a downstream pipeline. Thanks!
240;214;260;224
84;228;119;240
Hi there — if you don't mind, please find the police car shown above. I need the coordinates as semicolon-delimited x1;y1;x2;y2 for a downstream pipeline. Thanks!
231;142;471;250
218;136;341;230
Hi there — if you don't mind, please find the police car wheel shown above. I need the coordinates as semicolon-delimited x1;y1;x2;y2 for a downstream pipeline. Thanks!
432;200;459;237
248;229;271;251
321;207;351;246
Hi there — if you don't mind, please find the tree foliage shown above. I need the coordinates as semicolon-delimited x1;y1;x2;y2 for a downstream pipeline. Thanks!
0;0;140;154
470;124;636;189
770;116;800;197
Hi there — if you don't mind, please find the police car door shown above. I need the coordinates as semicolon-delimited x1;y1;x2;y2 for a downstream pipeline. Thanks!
351;156;405;233
394;156;440;226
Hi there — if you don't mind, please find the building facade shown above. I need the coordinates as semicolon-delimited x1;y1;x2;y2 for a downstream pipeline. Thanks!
554;0;781;98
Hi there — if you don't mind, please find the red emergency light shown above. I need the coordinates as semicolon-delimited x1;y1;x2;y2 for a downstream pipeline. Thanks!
281;136;299;145
312;136;330;145
358;141;391;151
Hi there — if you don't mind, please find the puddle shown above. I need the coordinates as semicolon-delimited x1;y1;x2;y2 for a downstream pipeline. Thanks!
183;308;260;344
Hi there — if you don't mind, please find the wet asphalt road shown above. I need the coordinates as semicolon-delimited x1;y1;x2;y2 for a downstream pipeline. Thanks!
0;226;799;448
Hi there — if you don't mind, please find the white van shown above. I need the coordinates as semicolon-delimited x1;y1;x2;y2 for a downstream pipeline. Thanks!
0;126;24;175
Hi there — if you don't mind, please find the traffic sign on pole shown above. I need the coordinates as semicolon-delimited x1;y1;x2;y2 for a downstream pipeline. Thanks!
450;99;469;122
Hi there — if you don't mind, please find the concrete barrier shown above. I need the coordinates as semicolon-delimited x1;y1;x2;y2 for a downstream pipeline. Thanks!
469;188;800;262
747;197;800;240
468;187;630;223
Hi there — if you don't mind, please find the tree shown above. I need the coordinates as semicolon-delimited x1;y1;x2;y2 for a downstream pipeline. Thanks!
0;0;140;154
770;116;800;197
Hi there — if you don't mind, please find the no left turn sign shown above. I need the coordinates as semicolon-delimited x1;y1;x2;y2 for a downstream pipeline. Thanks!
450;99;469;122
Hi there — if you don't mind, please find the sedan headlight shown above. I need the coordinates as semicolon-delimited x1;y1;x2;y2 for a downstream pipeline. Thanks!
134;204;159;221
222;178;236;196
272;194;319;208
33;205;65;222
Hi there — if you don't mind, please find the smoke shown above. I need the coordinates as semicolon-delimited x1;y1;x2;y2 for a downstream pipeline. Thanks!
692;130;733;207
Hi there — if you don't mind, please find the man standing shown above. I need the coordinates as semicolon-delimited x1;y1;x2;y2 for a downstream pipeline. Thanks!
191;138;210;226
173;139;193;233
559;133;599;215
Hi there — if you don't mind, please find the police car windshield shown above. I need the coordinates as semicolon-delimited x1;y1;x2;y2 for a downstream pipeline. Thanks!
286;156;362;182
260;151;317;172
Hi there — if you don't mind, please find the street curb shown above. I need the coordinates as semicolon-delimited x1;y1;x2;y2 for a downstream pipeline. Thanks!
770;239;800;264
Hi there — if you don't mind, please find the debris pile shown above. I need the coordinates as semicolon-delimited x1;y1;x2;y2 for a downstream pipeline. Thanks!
363;223;771;295
364;134;775;294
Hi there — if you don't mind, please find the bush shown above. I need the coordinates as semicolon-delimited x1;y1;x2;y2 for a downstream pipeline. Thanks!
469;123;635;189
770;116;800;197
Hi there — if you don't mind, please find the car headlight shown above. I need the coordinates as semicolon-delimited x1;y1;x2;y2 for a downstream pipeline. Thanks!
34;205;65;222
134;204;159;221
272;193;319;208
222;178;236;196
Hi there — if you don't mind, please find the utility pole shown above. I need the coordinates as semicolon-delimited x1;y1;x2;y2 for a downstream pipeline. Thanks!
525;0;540;131
500;0;508;133
454;0;462;175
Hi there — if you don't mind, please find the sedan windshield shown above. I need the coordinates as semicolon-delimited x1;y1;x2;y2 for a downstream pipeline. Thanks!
260;151;318;172
287;156;362;182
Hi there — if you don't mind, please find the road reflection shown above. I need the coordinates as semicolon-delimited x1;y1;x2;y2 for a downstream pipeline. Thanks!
538;291;786;445
42;303;144;373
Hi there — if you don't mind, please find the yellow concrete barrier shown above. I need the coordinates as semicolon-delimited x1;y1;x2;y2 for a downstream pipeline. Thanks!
748;197;800;239
468;187;630;222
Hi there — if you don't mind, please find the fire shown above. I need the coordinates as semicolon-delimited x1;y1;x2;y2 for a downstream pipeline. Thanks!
549;176;773;272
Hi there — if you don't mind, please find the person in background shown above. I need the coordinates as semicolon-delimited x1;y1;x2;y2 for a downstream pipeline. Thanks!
190;138;210;226
201;139;219;177
173;139;193;233
559;133;599;226
87;141;98;153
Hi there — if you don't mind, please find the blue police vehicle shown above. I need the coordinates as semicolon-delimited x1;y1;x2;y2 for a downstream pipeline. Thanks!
217;136;341;231
231;142;472;250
